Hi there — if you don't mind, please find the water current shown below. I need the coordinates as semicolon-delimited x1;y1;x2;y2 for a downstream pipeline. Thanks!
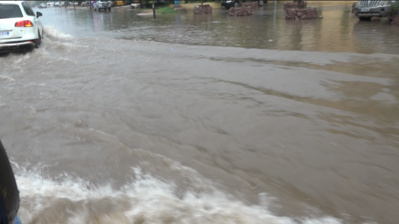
0;2;398;224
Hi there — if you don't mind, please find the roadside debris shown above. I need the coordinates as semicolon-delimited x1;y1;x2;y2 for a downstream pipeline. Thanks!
193;4;212;14
285;7;318;20
242;2;259;10
284;1;307;10
393;15;399;25
229;6;253;16
228;2;258;16
284;0;319;20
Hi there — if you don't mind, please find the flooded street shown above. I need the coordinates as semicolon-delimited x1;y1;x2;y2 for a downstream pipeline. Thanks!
0;1;399;224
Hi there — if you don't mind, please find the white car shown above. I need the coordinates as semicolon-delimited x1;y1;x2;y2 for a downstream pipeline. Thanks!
353;0;396;21
0;1;44;52
39;3;47;8
94;1;112;12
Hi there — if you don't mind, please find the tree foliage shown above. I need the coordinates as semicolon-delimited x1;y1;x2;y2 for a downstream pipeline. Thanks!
387;1;399;18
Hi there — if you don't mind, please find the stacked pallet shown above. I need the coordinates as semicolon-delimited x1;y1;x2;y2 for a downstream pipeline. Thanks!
229;6;253;16
193;4;212;14
285;7;318;20
242;2;259;10
284;1;307;10
393;15;399;26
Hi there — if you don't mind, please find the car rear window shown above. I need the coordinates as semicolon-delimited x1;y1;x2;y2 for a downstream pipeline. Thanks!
22;2;35;16
0;5;23;19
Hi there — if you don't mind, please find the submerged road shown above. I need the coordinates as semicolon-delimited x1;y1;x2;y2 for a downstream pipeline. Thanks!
1;2;398;224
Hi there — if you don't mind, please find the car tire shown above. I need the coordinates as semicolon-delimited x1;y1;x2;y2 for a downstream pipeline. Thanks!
234;2;239;7
35;32;41;48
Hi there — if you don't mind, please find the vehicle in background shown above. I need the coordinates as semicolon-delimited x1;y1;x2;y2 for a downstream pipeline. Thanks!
39;3;47;8
221;0;266;9
81;1;89;7
60;1;68;7
116;0;128;6
94;0;112;11
0;1;44;53
353;0;395;20
130;3;141;8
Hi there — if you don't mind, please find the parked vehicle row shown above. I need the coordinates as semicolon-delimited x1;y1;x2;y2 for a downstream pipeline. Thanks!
39;1;113;12
220;0;396;23
221;0;267;9
44;1;80;7
0;1;44;53
58;1;78;7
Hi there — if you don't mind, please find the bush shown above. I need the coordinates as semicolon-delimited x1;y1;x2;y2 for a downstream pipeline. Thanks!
184;0;221;3
387;2;399;18
156;6;177;13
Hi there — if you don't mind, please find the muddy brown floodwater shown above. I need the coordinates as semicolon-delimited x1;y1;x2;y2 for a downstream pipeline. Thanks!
0;2;398;224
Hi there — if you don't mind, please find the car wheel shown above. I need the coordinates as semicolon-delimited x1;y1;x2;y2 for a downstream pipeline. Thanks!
259;0;264;6
35;32;42;48
234;2;239;7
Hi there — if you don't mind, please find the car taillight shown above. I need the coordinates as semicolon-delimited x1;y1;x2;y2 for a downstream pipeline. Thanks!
15;20;33;27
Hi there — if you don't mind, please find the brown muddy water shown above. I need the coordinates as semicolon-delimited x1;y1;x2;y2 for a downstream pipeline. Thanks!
0;1;398;224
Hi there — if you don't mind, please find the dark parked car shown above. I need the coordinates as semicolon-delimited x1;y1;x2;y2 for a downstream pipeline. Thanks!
221;0;266;9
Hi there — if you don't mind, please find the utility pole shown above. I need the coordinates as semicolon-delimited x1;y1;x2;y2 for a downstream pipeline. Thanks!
152;0;156;19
